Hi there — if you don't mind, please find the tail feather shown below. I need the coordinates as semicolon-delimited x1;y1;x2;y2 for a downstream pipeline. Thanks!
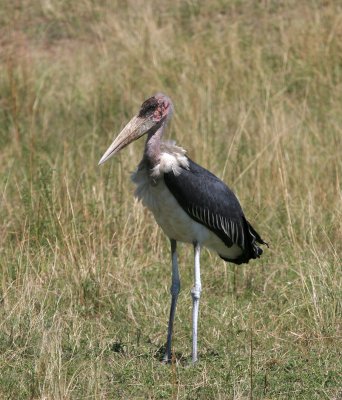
219;217;268;265
247;220;268;246
245;218;268;259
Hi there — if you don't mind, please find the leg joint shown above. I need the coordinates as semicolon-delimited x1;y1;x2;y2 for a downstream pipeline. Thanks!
191;285;202;300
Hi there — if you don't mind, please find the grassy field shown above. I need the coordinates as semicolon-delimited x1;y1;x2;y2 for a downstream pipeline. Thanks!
0;1;341;398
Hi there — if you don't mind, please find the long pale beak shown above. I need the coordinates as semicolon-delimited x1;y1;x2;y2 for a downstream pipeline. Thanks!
98;115;154;165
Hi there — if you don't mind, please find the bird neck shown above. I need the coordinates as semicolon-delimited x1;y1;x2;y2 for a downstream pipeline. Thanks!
144;123;164;168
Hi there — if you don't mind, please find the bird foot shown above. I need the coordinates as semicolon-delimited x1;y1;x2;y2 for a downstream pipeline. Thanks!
162;354;171;364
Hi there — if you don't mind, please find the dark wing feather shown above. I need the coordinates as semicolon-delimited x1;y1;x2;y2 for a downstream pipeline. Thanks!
164;158;267;264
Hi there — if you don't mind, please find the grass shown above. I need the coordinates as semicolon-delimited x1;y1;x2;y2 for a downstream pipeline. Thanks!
0;0;341;398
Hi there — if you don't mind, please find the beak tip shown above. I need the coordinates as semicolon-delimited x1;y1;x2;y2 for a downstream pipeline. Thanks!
98;114;144;167
98;153;110;165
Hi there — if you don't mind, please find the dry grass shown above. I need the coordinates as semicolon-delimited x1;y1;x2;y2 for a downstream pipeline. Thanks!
0;1;341;399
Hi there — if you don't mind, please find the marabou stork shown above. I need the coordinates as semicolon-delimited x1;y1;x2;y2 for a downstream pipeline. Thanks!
99;93;267;363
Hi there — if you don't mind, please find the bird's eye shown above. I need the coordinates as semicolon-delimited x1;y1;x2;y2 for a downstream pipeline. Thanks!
139;97;158;117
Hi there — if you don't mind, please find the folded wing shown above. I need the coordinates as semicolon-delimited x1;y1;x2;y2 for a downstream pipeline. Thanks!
163;158;267;264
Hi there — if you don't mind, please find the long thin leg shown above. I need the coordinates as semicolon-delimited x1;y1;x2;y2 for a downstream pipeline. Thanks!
163;239;180;363
191;242;201;363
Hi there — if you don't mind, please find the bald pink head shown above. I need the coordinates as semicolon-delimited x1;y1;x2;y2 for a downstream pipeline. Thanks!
138;93;173;123
98;93;173;165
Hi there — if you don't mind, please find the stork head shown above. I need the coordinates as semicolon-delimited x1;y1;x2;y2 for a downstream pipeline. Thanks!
98;93;173;165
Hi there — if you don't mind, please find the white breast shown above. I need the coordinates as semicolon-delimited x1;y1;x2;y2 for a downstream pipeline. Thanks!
131;149;242;259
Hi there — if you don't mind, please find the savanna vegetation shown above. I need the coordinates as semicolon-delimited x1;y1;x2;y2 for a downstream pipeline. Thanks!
0;1;341;398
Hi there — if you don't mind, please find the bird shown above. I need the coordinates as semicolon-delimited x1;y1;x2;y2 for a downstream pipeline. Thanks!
98;93;267;363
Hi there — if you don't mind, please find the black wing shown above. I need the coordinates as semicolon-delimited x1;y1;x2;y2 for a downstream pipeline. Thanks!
164;158;267;264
